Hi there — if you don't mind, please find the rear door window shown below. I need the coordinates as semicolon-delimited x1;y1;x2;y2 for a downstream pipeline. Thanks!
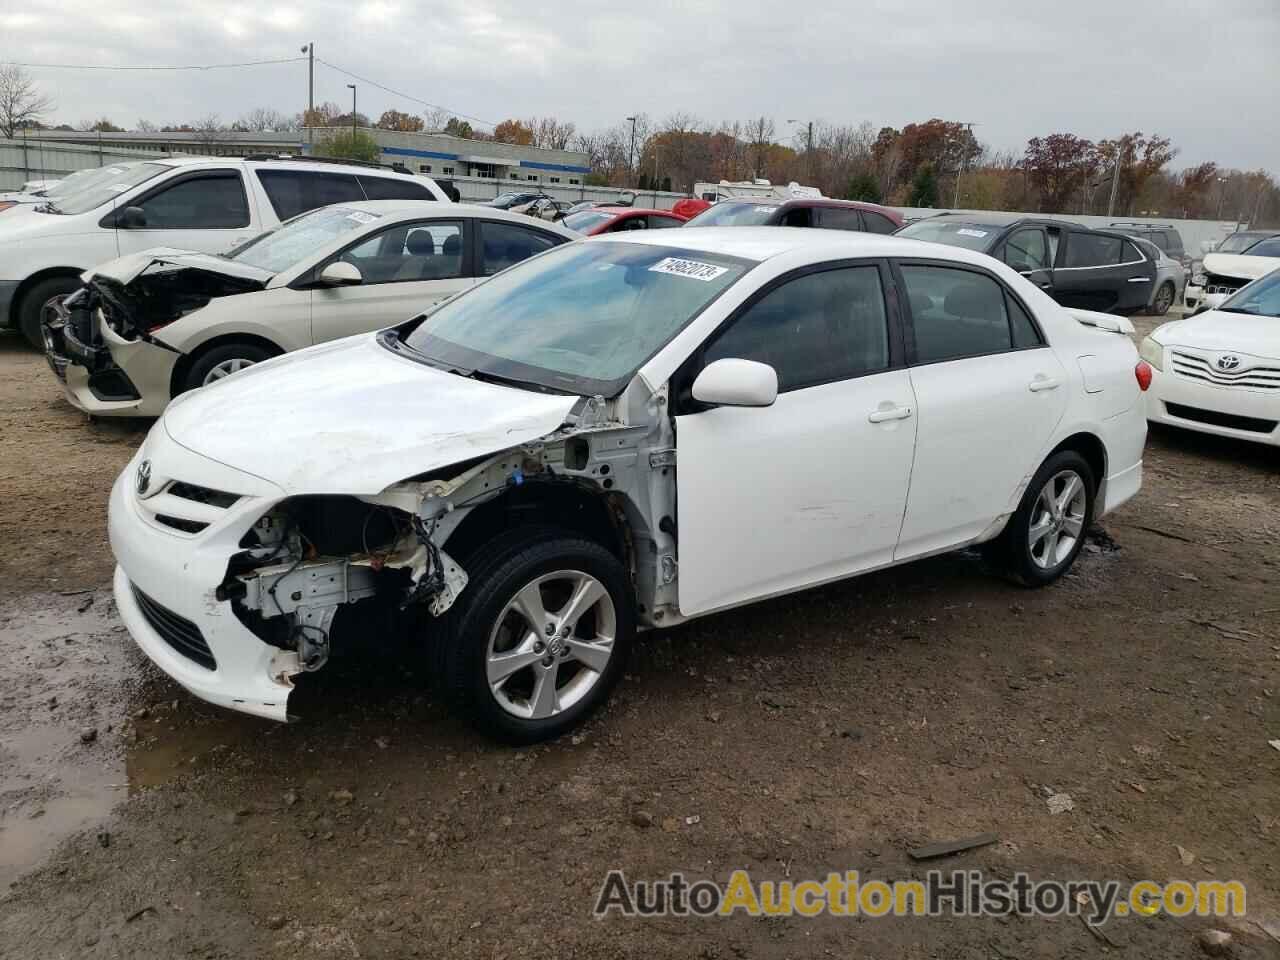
1063;233;1122;267
258;170;364;221
134;171;250;228
340;220;465;283
477;221;563;275
862;211;898;234
816;207;864;231
358;176;437;201
901;265;1034;363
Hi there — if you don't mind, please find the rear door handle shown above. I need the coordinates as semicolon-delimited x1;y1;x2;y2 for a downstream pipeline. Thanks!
1029;377;1061;392
868;405;913;423
1127;277;1152;283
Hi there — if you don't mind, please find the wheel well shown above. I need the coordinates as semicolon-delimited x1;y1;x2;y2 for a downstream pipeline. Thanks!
1050;432;1106;490
10;268;83;328
443;481;628;568
170;333;284;396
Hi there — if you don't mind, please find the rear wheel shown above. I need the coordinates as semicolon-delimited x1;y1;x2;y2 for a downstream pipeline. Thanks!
184;342;277;392
994;450;1096;587
439;528;633;743
17;276;80;349
1152;281;1175;316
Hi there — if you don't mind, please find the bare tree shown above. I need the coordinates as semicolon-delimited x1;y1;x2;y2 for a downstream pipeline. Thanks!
136;118;158;133
0;65;54;138
744;116;776;178
193;114;229;153
238;107;296;132
527;116;576;151
420;107;453;132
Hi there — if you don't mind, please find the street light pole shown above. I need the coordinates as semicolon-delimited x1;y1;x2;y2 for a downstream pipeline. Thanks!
347;84;357;149
301;43;314;147
626;116;637;187
1215;176;1228;219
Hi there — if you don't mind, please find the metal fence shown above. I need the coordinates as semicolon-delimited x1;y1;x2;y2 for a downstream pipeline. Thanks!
0;138;165;189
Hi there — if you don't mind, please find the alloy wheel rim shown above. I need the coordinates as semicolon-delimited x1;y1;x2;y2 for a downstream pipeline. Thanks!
40;295;64;326
1155;285;1173;313
1028;469;1087;570
485;569;616;720
202;358;256;385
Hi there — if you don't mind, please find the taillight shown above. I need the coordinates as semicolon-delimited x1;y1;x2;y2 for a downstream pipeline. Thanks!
1135;360;1153;391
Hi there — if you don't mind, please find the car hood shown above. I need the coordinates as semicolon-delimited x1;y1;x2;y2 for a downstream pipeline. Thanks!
1202;252;1280;281
1154;309;1280;359
84;248;273;286
162;333;580;495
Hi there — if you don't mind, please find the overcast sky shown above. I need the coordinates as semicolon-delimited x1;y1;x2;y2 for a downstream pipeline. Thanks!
6;0;1279;173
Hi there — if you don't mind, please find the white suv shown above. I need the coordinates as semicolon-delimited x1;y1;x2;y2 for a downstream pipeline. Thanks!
0;156;449;345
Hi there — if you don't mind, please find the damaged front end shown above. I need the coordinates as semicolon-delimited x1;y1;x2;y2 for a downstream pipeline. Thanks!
216;390;679;687
44;253;270;411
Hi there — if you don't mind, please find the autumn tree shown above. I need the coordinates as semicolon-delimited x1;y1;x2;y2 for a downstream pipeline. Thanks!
0;65;54;138
1023;133;1097;213
1093;132;1176;215
301;101;342;129
376;109;424;132
492;119;534;145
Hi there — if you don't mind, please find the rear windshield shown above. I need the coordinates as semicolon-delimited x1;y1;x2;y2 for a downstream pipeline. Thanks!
685;201;780;227
46;162;169;215
894;219;998;251
561;210;615;233
229;206;381;274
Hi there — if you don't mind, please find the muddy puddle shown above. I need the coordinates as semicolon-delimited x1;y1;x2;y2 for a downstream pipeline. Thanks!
0;591;258;889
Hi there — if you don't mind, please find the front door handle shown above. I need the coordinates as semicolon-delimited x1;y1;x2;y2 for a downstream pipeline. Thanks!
1029;376;1061;392
868;405;913;423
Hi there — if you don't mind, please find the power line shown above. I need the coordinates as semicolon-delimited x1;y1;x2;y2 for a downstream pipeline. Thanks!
1;57;306;71
314;57;496;128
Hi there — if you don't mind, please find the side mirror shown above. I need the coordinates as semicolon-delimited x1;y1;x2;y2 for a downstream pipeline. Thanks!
318;261;363;287
117;206;146;229
691;358;778;408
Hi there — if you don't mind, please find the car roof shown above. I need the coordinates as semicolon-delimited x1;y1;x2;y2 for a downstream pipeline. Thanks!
152;155;426;179
587;225;1006;266
594;207;680;216
921;211;1080;229
316;200;577;233
1227;230;1280;239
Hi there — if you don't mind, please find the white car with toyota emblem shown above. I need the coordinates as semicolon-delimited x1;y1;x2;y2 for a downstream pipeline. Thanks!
1141;267;1280;446
109;228;1147;743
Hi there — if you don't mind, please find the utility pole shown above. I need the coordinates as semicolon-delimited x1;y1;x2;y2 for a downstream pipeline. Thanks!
653;143;662;197
787;119;814;183
952;121;976;209
301;43;315;148
626;116;637;187
347;84;357;149
1106;142;1124;218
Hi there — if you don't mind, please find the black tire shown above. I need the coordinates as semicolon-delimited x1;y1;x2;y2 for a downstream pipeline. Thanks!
17;276;79;349
993;450;1096;587
1152;281;1175;317
439;527;633;744
184;342;277;392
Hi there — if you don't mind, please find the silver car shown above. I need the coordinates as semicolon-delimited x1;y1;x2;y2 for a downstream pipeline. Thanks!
1132;235;1184;316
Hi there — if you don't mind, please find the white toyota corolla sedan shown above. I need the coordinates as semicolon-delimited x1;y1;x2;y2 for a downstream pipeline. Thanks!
44;201;576;416
108;229;1148;743
1142;267;1280;445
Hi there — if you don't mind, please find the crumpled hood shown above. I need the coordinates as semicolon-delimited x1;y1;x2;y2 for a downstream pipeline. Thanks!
1202;252;1280;282
83;248;273;286
1154;310;1280;360
162;333;580;495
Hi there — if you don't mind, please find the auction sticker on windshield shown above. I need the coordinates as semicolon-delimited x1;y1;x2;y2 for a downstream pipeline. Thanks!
956;228;989;238
649;257;730;282
345;210;378;224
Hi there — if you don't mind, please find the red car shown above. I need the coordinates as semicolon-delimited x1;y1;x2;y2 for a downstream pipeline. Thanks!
684;197;902;234
560;206;688;236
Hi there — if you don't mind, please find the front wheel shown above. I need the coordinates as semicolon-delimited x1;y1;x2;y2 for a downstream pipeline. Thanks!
18;276;80;349
995;450;1096;587
440;530;633;743
184;342;277;392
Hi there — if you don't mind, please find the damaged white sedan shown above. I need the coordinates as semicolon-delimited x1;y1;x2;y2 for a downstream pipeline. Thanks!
109;228;1148;742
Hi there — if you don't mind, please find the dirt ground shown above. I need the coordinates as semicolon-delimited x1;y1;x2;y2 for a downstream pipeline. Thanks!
1;319;1278;959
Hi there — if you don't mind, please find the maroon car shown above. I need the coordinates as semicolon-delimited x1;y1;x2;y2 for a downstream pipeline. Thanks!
684;197;902;234
560;206;688;236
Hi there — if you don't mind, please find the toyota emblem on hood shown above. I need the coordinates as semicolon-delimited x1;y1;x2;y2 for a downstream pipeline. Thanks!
136;460;152;496
1216;355;1241;371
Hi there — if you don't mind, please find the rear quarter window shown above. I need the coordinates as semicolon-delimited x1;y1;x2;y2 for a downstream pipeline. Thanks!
257;170;364;221
359;176;437;201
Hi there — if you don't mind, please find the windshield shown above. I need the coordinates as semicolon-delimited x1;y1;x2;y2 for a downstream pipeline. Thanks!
895;219;999;251
400;240;752;395
1219;269;1280;317
229;206;381;274
47;162;169;215
685;201;779;227
561;210;616;233
1216;233;1263;254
